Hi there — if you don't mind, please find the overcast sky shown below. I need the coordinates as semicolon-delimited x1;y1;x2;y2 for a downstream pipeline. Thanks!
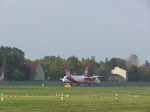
0;0;150;63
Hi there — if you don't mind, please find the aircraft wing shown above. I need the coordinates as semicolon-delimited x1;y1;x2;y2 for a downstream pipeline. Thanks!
84;76;99;79
91;75;104;78
91;76;99;78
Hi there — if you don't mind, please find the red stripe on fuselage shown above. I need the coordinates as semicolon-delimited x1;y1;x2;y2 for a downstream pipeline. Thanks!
67;76;96;83
67;76;80;83
84;77;96;81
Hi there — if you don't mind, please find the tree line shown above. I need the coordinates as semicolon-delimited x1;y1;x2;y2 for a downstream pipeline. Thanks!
0;46;150;81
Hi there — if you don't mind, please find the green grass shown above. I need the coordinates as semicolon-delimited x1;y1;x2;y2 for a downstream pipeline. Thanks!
0;86;150;112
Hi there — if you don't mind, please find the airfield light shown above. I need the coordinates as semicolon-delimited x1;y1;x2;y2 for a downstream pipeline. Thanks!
1;93;3;102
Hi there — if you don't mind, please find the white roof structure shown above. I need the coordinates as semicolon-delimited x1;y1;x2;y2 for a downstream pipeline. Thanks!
111;67;127;82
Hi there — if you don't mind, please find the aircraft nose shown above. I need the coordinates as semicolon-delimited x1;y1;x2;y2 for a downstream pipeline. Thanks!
59;78;64;81
60;78;65;82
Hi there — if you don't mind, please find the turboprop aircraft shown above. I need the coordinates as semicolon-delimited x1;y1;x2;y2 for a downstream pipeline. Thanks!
0;70;5;82
60;66;100;86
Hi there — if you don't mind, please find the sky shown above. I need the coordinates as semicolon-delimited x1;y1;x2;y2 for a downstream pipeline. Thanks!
0;0;150;63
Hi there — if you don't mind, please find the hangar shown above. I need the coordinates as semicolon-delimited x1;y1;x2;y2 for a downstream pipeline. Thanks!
108;67;127;82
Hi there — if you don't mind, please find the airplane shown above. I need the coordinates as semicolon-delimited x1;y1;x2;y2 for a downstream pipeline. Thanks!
0;70;5;82
60;66;100;86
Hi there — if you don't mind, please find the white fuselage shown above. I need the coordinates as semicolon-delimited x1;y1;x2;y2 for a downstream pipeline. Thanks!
61;75;100;84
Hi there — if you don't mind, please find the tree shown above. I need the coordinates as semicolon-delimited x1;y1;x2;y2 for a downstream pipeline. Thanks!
144;60;150;67
0;46;25;80
12;69;25;81
66;56;81;75
19;63;32;80
128;65;140;81
126;54;139;68
109;58;126;69
139;65;150;81
81;57;98;76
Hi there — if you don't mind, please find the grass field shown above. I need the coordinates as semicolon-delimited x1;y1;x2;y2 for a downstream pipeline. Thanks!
0;86;150;112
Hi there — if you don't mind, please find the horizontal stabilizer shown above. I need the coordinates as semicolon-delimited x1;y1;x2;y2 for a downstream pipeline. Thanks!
59;78;63;80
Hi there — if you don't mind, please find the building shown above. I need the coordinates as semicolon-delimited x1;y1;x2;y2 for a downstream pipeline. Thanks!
108;67;127;82
23;62;45;81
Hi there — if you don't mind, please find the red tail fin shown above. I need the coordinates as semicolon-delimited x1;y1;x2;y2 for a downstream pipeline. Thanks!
0;71;4;82
65;66;71;77
83;66;88;77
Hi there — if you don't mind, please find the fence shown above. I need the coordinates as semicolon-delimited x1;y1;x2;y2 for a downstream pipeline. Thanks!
0;81;150;87
0;81;63;86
